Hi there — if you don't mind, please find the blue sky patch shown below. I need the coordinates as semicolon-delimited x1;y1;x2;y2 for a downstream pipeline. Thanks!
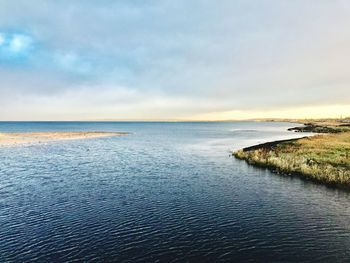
0;31;35;64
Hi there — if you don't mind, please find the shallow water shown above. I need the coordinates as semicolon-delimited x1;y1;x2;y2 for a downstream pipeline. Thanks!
0;122;349;262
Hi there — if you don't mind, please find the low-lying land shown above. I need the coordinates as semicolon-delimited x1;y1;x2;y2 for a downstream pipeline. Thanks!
234;131;350;188
261;118;350;133
0;131;128;147
288;120;350;133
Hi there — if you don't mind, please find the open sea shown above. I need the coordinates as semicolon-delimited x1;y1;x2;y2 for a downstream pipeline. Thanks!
0;121;350;262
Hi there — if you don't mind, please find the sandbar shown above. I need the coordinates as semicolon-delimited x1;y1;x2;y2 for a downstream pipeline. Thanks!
0;131;128;147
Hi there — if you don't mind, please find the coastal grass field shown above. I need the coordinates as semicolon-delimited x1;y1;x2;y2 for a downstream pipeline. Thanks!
234;132;350;188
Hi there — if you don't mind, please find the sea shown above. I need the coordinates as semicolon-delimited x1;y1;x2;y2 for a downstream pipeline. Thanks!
0;121;349;262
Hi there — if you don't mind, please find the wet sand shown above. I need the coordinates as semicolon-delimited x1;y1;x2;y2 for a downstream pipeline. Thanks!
0;132;128;147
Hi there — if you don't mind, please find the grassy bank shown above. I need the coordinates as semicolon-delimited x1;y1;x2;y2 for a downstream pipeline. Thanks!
233;132;350;188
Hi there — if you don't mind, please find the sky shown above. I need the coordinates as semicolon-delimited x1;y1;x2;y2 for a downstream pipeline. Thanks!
0;0;349;121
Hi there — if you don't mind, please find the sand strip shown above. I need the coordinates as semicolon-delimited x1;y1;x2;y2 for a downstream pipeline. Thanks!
0;131;128;147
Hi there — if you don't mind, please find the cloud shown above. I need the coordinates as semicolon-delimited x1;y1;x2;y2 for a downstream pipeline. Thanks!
54;52;92;75
183;105;350;121
0;1;349;120
0;33;4;45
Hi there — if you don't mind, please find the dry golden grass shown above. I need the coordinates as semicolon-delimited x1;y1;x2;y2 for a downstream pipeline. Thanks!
234;132;350;188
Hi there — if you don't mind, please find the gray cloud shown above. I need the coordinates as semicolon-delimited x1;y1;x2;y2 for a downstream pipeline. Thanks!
0;0;349;120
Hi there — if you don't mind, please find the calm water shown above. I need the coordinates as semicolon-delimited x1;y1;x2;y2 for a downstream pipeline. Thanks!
0;122;350;262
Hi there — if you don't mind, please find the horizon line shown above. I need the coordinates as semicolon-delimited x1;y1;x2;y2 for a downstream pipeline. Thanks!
0;117;346;123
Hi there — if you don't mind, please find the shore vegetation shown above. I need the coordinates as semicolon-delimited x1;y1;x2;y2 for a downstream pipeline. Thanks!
234;131;350;188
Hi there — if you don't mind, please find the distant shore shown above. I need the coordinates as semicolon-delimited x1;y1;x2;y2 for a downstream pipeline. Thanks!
260;118;350;132
0;131;128;147
233;121;350;189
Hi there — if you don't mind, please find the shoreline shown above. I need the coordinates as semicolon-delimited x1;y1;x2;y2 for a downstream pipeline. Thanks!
233;123;350;189
0;131;128;147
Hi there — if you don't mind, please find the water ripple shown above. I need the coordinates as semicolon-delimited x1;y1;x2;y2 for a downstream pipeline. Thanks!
0;122;350;262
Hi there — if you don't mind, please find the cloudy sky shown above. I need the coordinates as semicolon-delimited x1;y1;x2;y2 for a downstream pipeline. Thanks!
0;0;349;120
